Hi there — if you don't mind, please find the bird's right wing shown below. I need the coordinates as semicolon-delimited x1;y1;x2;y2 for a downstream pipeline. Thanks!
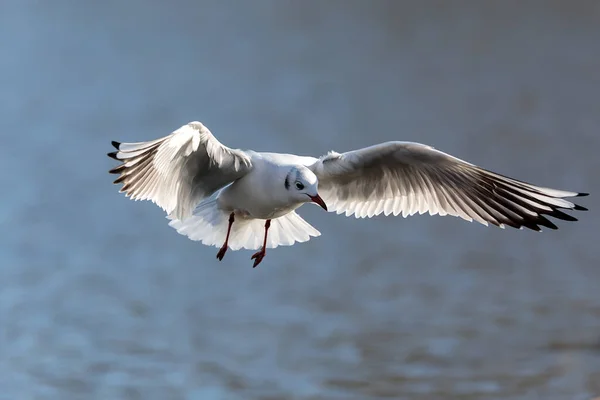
308;141;588;231
108;121;252;220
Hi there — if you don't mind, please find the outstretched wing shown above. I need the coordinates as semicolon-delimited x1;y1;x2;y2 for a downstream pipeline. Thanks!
108;121;252;220
308;142;588;231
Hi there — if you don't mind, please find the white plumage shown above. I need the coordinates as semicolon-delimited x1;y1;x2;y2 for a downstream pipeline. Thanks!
108;121;588;267
167;190;320;251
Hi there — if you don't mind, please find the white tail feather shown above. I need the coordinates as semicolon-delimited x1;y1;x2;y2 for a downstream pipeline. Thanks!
168;198;321;251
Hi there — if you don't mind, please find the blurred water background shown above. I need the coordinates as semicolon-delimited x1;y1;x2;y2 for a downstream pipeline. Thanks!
1;1;599;399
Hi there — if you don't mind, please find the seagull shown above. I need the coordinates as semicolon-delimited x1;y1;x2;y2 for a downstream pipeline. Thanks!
108;121;588;268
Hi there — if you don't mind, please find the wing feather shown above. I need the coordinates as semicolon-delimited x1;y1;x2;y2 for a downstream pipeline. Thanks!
108;121;252;220
308;142;587;231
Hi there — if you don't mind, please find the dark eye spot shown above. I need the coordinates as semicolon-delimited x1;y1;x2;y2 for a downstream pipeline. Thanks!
295;181;304;190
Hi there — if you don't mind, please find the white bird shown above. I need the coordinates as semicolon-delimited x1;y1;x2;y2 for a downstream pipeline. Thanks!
108;121;588;267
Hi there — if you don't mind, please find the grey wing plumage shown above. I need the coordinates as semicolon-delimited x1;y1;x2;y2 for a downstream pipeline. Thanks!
308;142;588;231
108;121;252;220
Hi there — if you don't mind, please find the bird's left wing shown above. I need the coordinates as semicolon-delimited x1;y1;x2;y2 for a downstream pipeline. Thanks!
108;121;252;220
307;142;587;231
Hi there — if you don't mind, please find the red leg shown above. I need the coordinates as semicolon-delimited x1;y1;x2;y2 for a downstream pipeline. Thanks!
216;212;235;261
251;219;271;268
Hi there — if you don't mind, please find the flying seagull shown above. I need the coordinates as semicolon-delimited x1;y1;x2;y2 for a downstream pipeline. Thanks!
108;121;588;267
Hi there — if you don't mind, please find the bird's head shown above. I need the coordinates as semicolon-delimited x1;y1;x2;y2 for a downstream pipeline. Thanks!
284;166;327;211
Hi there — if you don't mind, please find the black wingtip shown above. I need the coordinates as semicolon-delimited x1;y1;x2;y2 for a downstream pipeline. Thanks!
573;204;588;211
107;151;119;160
111;141;121;150
527;223;542;232
109;165;125;174
536;215;559;230
552;209;579;222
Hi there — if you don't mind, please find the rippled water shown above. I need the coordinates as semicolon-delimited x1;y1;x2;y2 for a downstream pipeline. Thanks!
1;1;599;399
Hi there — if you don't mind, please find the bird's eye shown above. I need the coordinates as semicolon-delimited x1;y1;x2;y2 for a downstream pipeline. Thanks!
295;181;304;190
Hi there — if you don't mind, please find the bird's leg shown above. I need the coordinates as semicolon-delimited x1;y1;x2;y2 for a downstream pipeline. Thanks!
251;219;271;268
216;212;235;261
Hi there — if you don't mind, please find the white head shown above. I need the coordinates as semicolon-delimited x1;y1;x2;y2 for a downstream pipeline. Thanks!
284;166;327;210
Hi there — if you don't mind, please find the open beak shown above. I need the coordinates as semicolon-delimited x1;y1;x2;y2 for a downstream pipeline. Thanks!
308;194;328;211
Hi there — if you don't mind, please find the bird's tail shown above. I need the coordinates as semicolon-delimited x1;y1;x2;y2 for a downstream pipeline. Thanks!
168;197;321;251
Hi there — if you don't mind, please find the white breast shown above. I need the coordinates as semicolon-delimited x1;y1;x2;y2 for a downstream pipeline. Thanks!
217;156;302;219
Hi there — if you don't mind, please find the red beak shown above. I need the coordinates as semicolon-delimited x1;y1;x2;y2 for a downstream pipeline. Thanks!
309;194;328;211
